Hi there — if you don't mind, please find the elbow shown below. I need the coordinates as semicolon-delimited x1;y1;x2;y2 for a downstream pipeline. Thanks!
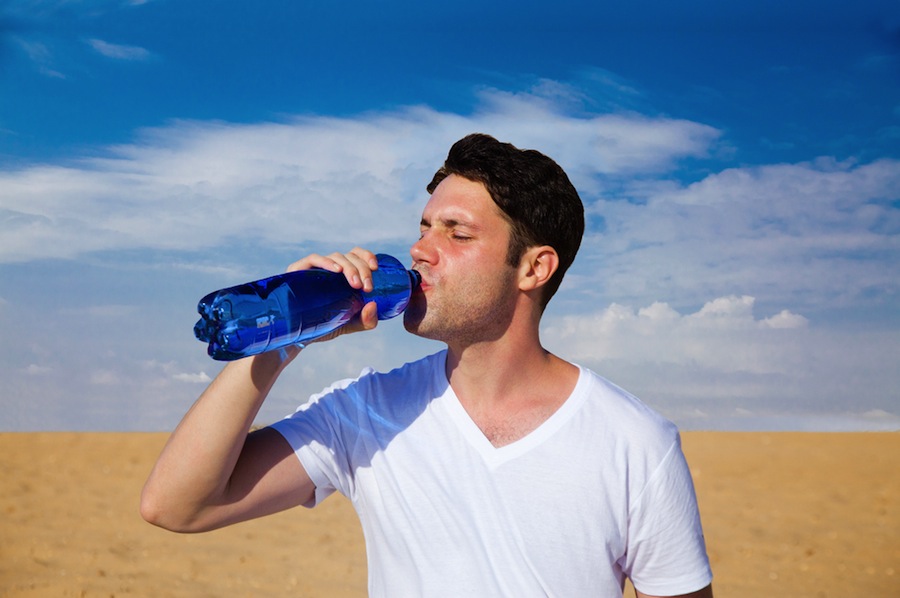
139;483;175;530
140;482;204;533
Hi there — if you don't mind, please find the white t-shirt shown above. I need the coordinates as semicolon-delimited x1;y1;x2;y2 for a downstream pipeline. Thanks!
272;350;712;597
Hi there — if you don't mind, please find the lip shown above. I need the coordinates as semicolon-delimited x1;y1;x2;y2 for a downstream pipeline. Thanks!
412;271;431;292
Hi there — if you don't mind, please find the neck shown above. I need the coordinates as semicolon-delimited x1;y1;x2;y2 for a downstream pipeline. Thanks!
444;312;575;412
445;332;578;447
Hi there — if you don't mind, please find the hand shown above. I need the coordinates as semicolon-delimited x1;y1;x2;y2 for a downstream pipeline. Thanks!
285;247;381;343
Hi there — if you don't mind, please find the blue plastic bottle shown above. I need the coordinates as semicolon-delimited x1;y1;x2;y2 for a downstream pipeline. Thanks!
194;254;421;361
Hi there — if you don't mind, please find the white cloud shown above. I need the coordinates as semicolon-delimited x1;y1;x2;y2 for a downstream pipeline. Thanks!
578;157;900;313
472;86;721;178
545;295;811;375
85;38;152;61
173;371;212;384
12;37;66;78
25;364;52;376
0;90;722;265
90;369;119;385
0;81;897;431
543;294;900;423
760;310;808;329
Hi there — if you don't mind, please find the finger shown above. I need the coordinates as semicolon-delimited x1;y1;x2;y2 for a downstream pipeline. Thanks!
343;252;378;292
329;249;378;292
348;247;379;270
324;252;368;289
285;253;343;274
284;247;379;292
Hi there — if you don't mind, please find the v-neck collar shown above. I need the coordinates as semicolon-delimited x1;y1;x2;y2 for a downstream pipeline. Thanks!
434;354;589;469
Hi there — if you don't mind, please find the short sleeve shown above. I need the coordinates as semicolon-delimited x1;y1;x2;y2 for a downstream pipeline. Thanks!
621;435;713;595
269;373;367;507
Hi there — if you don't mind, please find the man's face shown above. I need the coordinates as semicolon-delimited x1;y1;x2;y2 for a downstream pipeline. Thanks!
404;174;520;345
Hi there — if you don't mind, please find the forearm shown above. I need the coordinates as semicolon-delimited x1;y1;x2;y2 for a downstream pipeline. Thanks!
141;249;381;531
141;347;298;530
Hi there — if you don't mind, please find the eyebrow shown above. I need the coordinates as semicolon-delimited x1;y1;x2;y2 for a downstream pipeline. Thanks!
420;216;482;231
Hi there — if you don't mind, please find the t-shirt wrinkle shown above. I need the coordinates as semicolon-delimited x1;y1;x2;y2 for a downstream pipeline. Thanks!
270;350;712;597
628;437;680;516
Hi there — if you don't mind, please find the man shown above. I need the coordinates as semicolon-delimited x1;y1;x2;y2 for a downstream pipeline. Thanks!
142;133;714;597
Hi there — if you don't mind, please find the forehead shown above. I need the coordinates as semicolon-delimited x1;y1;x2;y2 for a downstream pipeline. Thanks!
421;174;507;226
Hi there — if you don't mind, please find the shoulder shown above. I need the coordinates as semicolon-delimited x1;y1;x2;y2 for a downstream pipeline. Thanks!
580;368;678;436
290;350;447;422
359;349;447;390
572;366;681;465
274;350;447;444
302;350;445;400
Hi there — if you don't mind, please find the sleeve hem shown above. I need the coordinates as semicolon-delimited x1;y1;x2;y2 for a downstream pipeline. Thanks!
269;420;336;508
631;571;713;597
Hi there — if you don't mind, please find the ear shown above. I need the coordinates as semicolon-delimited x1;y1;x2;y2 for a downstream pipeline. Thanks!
517;245;559;293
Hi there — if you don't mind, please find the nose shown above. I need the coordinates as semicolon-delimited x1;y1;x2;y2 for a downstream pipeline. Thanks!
410;231;434;265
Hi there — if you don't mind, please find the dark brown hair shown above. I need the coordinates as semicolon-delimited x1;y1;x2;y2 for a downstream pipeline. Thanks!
428;133;584;307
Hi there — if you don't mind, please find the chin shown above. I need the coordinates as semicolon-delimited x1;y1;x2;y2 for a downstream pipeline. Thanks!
403;309;424;334
403;311;442;341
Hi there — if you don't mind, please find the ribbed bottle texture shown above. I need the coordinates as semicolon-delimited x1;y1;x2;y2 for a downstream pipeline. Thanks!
194;254;420;361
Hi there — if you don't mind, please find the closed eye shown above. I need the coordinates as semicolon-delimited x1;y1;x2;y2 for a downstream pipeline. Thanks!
419;216;479;241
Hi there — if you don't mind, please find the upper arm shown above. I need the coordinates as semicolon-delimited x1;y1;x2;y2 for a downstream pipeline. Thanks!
624;434;712;596
196;426;315;531
635;583;713;598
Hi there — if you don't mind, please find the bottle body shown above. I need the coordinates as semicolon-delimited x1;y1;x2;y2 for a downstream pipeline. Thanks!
194;254;420;361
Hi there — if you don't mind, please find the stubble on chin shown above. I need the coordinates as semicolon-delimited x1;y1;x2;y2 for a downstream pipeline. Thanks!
403;294;454;342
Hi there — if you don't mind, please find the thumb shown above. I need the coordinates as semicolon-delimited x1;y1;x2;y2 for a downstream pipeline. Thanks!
334;300;379;336
308;301;379;345
357;300;379;332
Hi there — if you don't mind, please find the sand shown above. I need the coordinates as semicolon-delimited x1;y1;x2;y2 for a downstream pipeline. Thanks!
1;432;897;597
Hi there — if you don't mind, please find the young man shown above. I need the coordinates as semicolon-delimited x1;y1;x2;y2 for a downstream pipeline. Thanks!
142;134;714;597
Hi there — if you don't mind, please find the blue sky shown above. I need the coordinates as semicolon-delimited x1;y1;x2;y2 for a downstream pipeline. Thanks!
1;0;899;431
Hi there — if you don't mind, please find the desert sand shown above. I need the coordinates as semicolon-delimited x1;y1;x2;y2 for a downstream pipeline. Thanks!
1;432;897;597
